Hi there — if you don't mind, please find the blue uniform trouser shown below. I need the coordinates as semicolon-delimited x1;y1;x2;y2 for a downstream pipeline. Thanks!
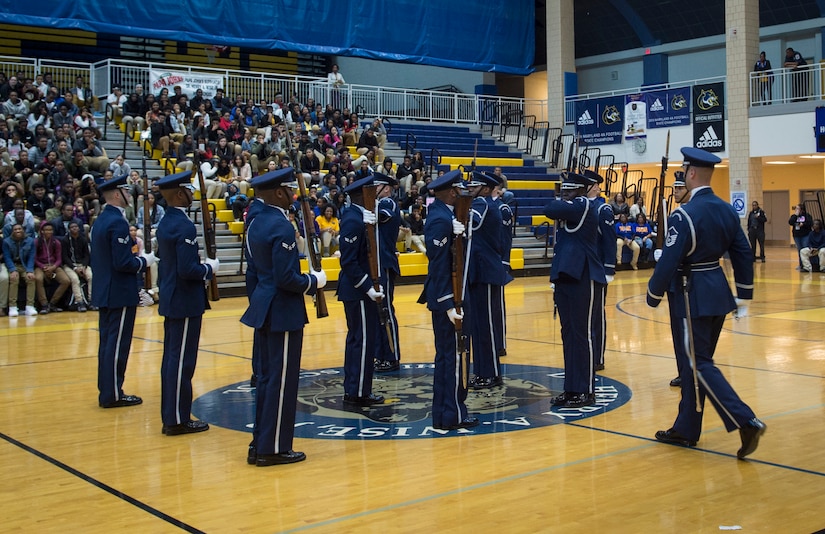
672;315;756;441
468;282;503;378
97;306;137;405
590;284;607;369
343;300;378;397
431;310;469;428
161;316;202;426
667;291;687;378
254;328;303;455
495;287;507;354
554;277;603;394
375;270;400;362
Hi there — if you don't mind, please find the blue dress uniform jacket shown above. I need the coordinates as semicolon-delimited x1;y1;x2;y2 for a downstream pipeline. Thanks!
376;197;401;362
240;202;317;456
544;195;604;395
468;196;507;379
646;186;756;441
338;203;379;397
157;207;212;427
495;197;514;355
592;200;615;369
240;204;316;331
424;198;469;427
90;203;149;406
647;187;754;316
244;198;264;381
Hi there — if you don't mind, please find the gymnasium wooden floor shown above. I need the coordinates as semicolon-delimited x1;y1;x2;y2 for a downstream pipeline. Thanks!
2;245;824;533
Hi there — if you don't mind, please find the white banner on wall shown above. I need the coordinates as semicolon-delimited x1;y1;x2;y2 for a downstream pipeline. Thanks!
149;69;224;100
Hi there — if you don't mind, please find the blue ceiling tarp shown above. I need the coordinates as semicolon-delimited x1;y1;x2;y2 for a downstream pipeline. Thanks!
0;0;535;75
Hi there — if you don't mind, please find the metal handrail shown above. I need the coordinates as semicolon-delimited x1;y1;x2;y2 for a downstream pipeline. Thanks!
428;147;441;179
404;132;417;154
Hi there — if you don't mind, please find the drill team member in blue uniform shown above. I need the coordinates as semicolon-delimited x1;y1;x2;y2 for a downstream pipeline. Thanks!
466;171;510;389
493;181;514;357
665;172;691;388
648;147;766;459
240;167;327;466
245;195;264;388
338;176;385;407
155;171;220;435
422;170;479;430
583;169;615;372
544;171;606;408
374;172;402;373
92;174;156;408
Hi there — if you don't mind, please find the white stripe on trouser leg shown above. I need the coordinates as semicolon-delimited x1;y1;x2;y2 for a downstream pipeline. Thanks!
274;332;290;452
453;332;461;424
586;281;595;394
698;368;740;429
358;302;366;396
499;287;506;350
175;318;189;425
487;285;498;376
113;308;128;401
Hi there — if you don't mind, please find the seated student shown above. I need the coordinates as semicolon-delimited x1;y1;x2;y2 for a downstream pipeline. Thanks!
25;182;53;223
136;191;165;240
800;219;825;272
632;213;655;262
615;213;640;270
356;128;383;163
33;220;70;314
225;183;249;222
629;196;648;220
4;203;36;238
51;201;84;237
406;208;427;253
3;223;37;316
60;221;92;312
315;204;339;257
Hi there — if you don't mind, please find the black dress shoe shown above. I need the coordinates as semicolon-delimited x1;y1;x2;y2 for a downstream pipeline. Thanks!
162;420;209;436
247;443;257;465
469;375;503;389
655;428;697;447
595;363;605;371
343;393;385;407
737;418;767;459
249;374;257;388
497;348;507;357
434;417;480;430
256;450;306;466
99;395;143;408
374;359;400;373
88;305;99;311
550;392;594;408
550;392;573;406
670;377;682;387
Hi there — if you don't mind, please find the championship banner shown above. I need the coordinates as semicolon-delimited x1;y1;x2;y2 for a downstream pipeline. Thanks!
692;82;725;152
575;96;624;145
149;69;224;100
624;94;646;139
645;88;690;129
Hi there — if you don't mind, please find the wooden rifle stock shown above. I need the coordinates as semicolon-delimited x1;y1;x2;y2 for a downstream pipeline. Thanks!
655;131;671;251
194;154;220;301
452;192;473;389
287;128;328;318
141;169;152;291
362;184;394;354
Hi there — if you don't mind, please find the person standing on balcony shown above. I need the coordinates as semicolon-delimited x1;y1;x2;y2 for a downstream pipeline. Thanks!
753;52;773;105
784;47;808;102
327;64;345;111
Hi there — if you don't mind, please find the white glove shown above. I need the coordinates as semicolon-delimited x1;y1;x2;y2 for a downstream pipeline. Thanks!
366;286;384;301
452;219;465;235
734;298;749;319
312;269;327;289
140;251;156;268
605;274;614;284
204;257;220;274
362;210;377;225
446;307;464;324
653;249;663;262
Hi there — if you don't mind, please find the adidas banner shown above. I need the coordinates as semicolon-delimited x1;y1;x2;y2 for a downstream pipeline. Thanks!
575;96;624;145
645;88;691;129
692;82;725;152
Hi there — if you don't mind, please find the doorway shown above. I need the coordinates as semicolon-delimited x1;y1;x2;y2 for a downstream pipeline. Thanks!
764;190;790;246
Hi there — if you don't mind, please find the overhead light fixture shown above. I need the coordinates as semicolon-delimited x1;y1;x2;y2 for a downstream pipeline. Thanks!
766;161;796;165
799;155;825;159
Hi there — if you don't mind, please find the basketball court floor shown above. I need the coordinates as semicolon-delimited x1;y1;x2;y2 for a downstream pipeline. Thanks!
2;245;823;532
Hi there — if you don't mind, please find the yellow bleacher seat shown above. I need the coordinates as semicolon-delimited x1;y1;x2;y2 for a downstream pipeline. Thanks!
216;209;234;223
507;180;558;190
441;156;524;167
531;215;553;226
509;248;524;270
228;221;244;235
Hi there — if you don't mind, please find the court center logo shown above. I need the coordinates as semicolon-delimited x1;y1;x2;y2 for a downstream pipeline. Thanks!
193;363;631;439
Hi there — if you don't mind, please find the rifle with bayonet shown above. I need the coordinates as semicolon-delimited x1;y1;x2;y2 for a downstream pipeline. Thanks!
655;130;671;251
362;183;394;354
141;156;152;293
452;192;473;389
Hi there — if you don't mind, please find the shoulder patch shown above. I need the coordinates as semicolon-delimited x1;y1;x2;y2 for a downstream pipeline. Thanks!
184;237;198;246
665;226;679;247
433;236;448;248
344;235;358;243
117;237;129;244
282;241;296;250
